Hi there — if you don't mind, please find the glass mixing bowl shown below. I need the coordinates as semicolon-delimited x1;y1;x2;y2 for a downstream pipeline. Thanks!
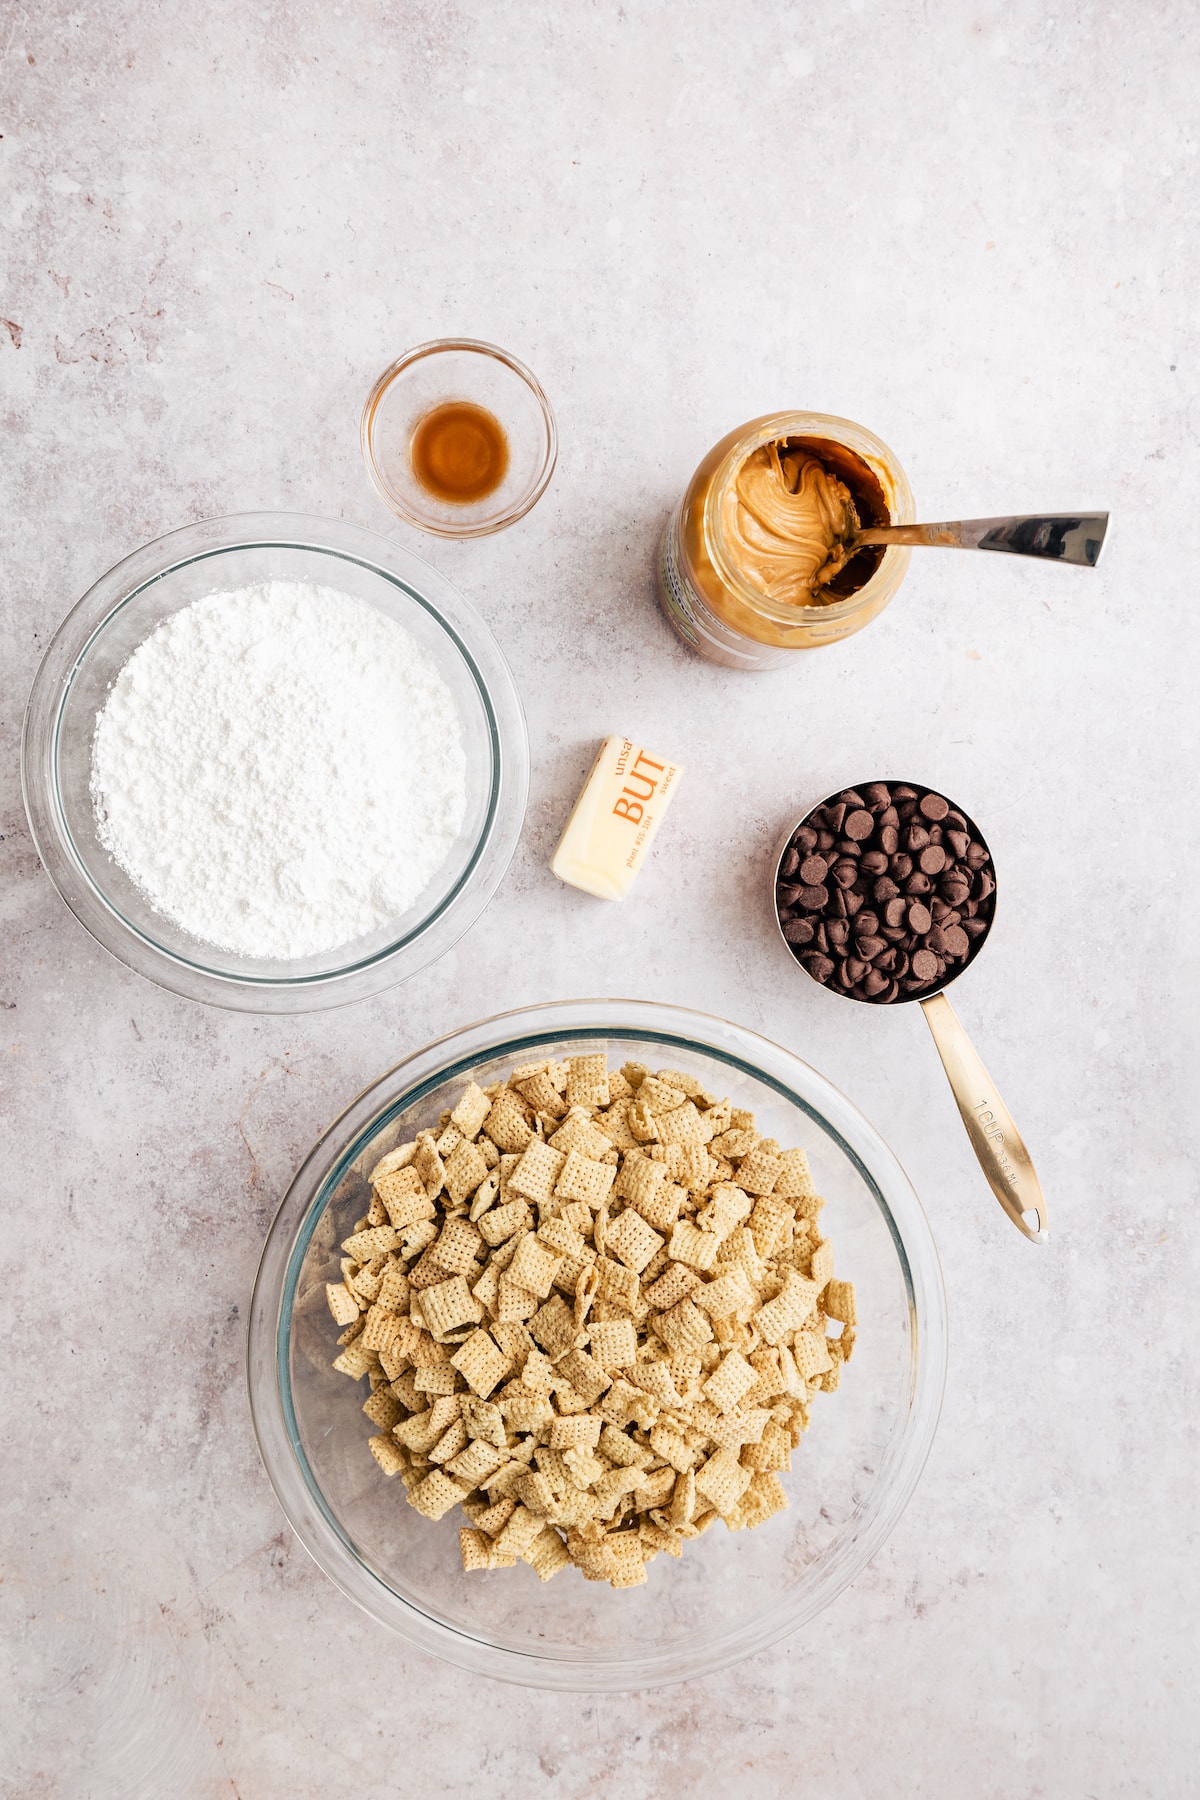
248;999;946;1689
20;513;528;1012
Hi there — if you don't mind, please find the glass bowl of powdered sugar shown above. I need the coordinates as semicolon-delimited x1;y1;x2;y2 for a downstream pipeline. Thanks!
21;513;528;1012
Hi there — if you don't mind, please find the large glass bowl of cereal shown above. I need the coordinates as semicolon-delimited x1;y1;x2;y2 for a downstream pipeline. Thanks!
248;999;946;1689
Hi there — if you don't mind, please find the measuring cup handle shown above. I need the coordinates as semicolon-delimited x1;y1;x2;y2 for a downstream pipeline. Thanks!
919;991;1049;1242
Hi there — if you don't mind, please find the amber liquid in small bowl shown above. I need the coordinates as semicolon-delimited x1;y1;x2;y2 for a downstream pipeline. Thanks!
410;402;510;505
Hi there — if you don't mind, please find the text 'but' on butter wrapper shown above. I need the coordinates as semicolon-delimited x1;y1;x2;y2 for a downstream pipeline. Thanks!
550;736;684;901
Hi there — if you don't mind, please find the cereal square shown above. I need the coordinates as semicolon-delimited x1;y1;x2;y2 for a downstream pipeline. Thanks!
703;1349;758;1414
656;1102;710;1147
449;1080;492;1140
529;1294;580;1361
555;1149;616;1209
587;1317;638;1371
483;1091;534;1154
421;1274;484;1338
443;1140;490;1206
824;1278;857;1325
508;1139;567;1207
478;1199;532;1246
368;1435;408;1478
547;1414;603;1450
326;1282;360;1327
734;1144;784;1196
565;1053;610;1109
810;1240;835;1288
450;1328;509;1398
604;1208;664;1274
408;1469;470;1521
651;1297;713;1354
515;1070;569;1119
555;1347;612;1406
643;1262;701;1311
774;1147;816;1198
667;1220;720;1272
506;1232;563;1298
694;1447;752;1517
594;1256;641;1312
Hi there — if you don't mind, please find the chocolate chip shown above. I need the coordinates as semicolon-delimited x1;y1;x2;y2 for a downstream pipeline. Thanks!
801;952;835;982
965;841;989;870
783;918;814;944
799;855;829;885
831;886;849;917
873;875;900;902
890;852;913;880
919;845;947;875
943;925;970;957
795;827;818;853
856;911;880;937
863;782;891;809
855;934;887;960
884;897;907;928
777;883;803;907
904;823;930;853
826;918;850;950
878;806;899;829
893;785;919;801
911;948;939;982
904;872;932;896
919;793;949;821
908;901;932;933
862;968;888;996
844;956;868;985
825;803;848;833
845;809;875;841
799;884;829;909
879;825;899;855
844;890;864;916
780;846;800;878
940;873;971;906
962;917;988;938
861;850;889;876
816;830;836;852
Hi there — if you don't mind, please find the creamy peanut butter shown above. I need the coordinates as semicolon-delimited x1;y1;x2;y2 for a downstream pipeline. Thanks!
719;442;859;606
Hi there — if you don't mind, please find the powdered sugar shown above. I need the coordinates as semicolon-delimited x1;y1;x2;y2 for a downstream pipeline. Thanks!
90;580;468;959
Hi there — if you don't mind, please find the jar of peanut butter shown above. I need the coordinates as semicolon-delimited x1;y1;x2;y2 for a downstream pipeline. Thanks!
657;412;915;670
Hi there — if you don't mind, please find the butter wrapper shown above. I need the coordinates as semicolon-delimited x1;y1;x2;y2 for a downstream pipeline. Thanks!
550;736;684;902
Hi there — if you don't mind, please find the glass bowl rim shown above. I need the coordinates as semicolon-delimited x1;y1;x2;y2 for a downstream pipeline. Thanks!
360;338;558;538
20;511;529;1013
247;996;947;1690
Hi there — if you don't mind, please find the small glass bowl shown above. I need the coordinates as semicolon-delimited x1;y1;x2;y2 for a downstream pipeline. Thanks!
361;340;557;537
248;999;947;1690
20;513;529;1013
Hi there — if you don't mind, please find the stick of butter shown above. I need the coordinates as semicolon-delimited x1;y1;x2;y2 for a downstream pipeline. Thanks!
550;736;684;901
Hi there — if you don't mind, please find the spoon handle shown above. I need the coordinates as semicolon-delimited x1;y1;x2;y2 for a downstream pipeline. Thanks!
919;991;1049;1242
854;512;1108;566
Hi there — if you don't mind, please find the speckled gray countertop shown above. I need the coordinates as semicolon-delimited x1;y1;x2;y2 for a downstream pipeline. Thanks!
2;3;1197;1795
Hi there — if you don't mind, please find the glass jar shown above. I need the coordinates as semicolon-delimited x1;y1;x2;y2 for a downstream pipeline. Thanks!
657;412;915;670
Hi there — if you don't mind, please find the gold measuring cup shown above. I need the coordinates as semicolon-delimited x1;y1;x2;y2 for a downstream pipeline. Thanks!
774;783;1048;1243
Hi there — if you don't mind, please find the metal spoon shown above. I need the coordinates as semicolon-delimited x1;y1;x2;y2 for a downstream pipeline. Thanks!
774;784;1048;1244
845;510;1108;568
